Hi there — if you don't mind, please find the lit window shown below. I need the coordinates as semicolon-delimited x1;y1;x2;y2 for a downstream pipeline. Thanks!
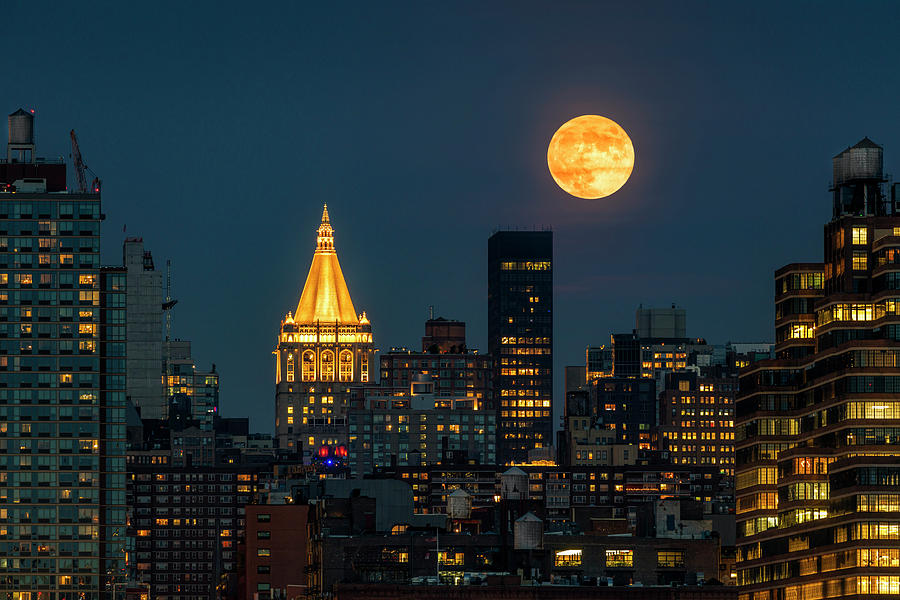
852;226;868;245
320;350;335;381
853;251;868;271
555;549;583;567
438;551;465;566
339;350;353;382
658;550;684;567
302;351;316;381
788;324;815;340
606;549;632;567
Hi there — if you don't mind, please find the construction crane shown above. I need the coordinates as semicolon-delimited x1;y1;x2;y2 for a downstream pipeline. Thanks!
69;129;101;193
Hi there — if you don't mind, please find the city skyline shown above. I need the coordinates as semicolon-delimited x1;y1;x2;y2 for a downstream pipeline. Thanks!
6;3;900;599
6;3;900;435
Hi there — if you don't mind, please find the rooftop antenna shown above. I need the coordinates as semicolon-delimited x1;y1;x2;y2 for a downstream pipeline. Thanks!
428;305;434;320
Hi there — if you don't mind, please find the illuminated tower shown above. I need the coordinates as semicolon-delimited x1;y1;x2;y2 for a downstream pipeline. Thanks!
736;138;900;600
488;230;553;464
274;205;373;461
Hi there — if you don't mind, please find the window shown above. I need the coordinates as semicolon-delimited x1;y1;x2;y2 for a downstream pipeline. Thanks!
438;551;465;566
320;350;335;382
257;530;271;539
856;576;900;595
555;549;582;567
606;549;633;568
302;351;315;382
257;565;271;574
286;354;295;382
852;227;868;245
257;548;271;557
853;251;868;271
257;513;271;522
788;324;815;340
382;549;409;563
658;550;685;568
339;350;353;382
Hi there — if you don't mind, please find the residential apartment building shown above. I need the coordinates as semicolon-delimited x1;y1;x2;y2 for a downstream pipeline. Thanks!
0;109;127;598
736;138;900;600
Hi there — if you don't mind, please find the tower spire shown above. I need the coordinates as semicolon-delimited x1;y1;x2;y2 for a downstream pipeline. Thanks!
316;204;334;253
296;205;359;324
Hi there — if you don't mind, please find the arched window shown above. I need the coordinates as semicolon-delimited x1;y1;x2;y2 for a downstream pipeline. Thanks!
302;351;316;382
361;353;369;383
320;350;335;382
339;350;353;382
286;354;295;382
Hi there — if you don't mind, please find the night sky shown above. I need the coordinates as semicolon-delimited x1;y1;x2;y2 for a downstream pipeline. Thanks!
7;2;900;432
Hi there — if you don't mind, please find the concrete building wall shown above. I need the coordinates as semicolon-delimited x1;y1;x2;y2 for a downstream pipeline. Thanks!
125;239;164;419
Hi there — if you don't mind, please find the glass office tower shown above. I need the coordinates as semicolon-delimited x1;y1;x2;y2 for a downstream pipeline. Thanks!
0;110;126;599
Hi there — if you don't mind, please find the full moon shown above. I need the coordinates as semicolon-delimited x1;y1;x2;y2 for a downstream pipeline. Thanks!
547;115;635;199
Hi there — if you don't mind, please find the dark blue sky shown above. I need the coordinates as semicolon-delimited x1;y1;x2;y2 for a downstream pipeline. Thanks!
7;2;900;431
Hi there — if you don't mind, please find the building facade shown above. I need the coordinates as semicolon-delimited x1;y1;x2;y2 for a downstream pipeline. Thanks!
124;238;164;420
243;504;309;600
0;109;127;598
658;372;736;475
736;138;900;600
274;205;374;461
488;231;553;463
588;377;657;449
380;318;492;406
164;339;218;432
348;376;496;477
126;465;260;600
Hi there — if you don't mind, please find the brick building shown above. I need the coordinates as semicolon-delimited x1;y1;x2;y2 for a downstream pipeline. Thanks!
243;504;308;600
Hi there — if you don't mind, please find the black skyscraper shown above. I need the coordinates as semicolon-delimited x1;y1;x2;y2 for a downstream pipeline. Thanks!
488;231;553;463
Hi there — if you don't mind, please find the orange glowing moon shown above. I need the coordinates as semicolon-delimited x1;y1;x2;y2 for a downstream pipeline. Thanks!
547;115;635;199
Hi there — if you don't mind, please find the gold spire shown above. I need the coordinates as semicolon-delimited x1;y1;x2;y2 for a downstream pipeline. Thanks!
295;205;359;324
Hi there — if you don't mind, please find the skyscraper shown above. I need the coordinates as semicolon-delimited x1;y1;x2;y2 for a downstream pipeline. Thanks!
274;205;374;461
736;138;900;600
488;230;553;463
124;238;164;420
0;109;126;598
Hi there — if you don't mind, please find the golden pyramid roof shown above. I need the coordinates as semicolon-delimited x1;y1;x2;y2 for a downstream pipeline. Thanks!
295;205;359;325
